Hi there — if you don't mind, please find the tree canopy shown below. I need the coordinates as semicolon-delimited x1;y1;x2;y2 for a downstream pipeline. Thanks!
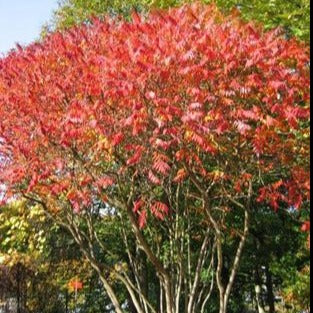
48;0;310;42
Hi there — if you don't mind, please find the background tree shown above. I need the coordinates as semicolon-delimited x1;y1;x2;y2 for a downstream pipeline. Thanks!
46;0;310;42
0;200;118;313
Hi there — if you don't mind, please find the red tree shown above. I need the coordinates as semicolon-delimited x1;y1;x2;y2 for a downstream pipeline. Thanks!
0;4;310;313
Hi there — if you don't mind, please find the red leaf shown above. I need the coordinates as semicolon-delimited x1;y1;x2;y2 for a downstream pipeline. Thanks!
112;133;124;146
151;201;169;220
27;173;39;192
189;102;202;110
133;199;144;213
272;180;283;190
148;170;161;185
145;91;156;100
132;10;142;24
127;147;143;166
155;138;171;150
138;210;147;229
269;81;286;91
152;153;170;175
182;111;204;123
301;221;310;232
96;176;114;189
235;120;251;135
152;159;170;175
173;168;187;183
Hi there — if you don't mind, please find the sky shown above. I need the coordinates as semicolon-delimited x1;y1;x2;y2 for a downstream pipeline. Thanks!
0;0;59;55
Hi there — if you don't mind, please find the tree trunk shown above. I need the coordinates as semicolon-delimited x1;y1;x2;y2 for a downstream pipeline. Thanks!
255;268;265;313
164;278;174;313
265;266;275;313
160;280;164;313
219;300;226;313
65;290;69;313
129;296;137;313
16;264;21;313
98;275;124;313
138;250;148;301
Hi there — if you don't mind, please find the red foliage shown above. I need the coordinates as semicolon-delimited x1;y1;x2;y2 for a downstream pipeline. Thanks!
68;280;83;291
133;199;144;213
138;210;148;229
151;201;169;220
0;4;310;227
301;221;310;232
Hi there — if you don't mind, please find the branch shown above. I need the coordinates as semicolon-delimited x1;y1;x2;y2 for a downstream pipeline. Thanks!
125;205;169;279
200;244;216;313
187;228;211;313
223;181;252;308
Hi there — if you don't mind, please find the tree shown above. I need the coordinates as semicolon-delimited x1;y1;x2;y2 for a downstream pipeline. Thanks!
0;200;51;313
0;200;117;313
48;0;310;42
228;205;310;313
0;3;310;313
269;208;310;312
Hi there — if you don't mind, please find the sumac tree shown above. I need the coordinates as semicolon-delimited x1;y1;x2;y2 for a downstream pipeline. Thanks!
0;4;310;313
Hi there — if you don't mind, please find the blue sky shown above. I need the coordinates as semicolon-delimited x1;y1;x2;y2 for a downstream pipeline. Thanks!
0;0;58;55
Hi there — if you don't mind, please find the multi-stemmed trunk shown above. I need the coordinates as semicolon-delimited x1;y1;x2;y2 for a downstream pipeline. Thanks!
32;183;250;313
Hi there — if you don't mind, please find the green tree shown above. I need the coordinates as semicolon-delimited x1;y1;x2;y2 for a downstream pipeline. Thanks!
0;201;116;313
47;0;310;41
0;200;65;313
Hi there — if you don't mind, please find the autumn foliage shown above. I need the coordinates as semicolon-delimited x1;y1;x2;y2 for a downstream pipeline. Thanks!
0;4;310;313
0;3;310;226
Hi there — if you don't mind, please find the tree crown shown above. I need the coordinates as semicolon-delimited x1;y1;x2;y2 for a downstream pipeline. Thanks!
0;3;310;226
